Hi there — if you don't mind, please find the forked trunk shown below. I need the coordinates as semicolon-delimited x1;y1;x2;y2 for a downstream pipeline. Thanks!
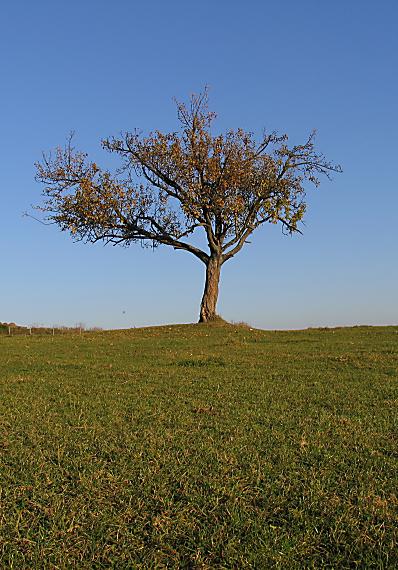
199;255;221;322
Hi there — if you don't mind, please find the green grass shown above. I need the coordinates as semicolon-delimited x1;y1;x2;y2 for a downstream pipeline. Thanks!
0;323;397;568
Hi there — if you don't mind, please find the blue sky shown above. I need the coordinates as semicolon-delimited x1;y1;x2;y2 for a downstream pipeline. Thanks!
1;0;397;329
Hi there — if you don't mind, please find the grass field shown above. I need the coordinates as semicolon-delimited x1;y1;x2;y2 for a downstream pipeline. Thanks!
0;323;397;568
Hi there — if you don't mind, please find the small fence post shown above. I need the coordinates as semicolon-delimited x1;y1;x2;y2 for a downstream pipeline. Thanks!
8;326;11;336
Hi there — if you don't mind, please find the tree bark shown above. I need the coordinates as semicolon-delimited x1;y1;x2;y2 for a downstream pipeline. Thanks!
199;255;222;322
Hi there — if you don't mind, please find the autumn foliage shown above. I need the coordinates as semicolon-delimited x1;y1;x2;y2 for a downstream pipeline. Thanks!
36;91;341;321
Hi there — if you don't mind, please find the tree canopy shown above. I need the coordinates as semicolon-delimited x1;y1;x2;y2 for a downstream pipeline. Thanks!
36;91;341;322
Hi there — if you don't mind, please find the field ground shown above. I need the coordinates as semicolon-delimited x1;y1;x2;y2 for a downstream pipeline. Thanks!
0;323;397;568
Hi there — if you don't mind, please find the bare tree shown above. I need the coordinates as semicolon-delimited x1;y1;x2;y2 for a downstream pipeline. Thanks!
35;91;341;322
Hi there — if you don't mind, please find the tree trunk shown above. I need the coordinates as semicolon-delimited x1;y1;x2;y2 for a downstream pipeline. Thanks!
199;255;222;322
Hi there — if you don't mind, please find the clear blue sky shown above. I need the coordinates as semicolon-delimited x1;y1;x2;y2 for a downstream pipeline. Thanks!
1;0;397;329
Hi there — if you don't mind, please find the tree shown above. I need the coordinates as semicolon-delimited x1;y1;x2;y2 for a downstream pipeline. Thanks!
35;91;341;322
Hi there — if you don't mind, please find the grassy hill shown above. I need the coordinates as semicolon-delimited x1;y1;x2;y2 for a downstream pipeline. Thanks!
0;323;397;567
